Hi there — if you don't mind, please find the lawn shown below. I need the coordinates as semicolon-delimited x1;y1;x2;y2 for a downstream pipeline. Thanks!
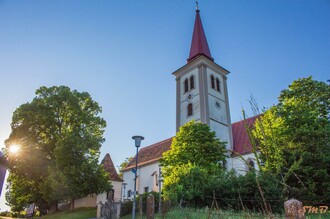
39;208;96;219
120;208;330;219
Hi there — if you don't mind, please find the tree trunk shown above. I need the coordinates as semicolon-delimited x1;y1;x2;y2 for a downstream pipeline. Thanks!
70;198;75;211
49;201;58;214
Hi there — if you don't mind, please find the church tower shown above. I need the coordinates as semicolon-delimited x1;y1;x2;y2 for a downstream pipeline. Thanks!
172;7;233;163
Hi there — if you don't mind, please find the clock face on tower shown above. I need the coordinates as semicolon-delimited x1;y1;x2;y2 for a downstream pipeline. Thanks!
215;101;221;109
185;92;193;102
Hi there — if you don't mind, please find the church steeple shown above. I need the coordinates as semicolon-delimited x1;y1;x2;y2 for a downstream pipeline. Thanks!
187;7;214;63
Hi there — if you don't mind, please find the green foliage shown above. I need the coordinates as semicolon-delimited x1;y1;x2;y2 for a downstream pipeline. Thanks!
4;86;111;212
136;191;160;214
118;157;133;177
253;77;330;203
120;200;133;217
161;121;227;203
162;121;227;170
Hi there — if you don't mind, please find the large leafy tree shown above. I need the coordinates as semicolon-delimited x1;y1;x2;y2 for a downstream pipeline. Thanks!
253;77;330;203
161;120;227;202
4;86;111;212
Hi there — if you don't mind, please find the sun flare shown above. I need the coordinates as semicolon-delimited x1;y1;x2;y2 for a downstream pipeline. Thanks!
9;144;20;154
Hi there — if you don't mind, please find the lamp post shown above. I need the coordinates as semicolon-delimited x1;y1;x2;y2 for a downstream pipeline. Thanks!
132;135;144;219
158;164;163;214
122;182;127;202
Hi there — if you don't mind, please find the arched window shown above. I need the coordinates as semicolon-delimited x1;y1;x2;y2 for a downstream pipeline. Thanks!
211;75;215;89
190;76;195;90
184;79;189;93
216;78;221;92
187;103;193;117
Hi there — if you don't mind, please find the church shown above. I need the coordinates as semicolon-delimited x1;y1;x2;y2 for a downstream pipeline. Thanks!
121;7;259;200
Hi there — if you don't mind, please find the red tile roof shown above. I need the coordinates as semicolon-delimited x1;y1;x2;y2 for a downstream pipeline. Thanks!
231;115;260;156
187;9;214;63
123;137;173;170
101;153;123;182
122;116;260;171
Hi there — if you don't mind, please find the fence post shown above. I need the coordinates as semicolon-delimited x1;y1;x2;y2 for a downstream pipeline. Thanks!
146;194;155;219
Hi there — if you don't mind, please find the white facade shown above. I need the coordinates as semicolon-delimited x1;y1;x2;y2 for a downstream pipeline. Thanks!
122;162;160;200
173;56;234;168
97;180;123;203
232;154;259;175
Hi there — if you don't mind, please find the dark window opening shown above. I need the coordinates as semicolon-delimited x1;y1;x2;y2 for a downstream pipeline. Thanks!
188;103;193;117
144;187;149;193
190;76;195;90
216;78;221;92
184;79;189;93
211;75;215;89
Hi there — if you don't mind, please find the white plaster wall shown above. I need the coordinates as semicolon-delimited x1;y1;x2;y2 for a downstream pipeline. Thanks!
74;195;97;209
122;162;160;200
206;68;225;101
180;96;201;126
96;181;122;203
208;95;228;124
180;69;199;96
122;170;135;199
138;162;160;193
112;181;123;202
210;120;230;147
179;69;201;126
232;153;259;175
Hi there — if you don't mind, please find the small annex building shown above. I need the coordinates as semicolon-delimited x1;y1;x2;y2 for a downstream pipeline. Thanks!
73;153;123;209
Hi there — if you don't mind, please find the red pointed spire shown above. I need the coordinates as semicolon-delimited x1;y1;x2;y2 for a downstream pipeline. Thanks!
187;9;214;63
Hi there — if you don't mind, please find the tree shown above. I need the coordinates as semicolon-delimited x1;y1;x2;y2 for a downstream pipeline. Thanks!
253;77;330;203
4;86;111;212
117;157;133;178
161;120;227;203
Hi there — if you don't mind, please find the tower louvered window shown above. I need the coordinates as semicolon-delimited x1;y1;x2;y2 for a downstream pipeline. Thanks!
184;79;189;93
211;75;215;89
187;103;193;117
216;78;221;92
190;76;195;90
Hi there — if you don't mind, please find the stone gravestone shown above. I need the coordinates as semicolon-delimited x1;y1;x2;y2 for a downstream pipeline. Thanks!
146;194;155;219
100;191;116;219
284;199;305;219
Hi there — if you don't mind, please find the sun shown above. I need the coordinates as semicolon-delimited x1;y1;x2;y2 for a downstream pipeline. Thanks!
9;144;20;154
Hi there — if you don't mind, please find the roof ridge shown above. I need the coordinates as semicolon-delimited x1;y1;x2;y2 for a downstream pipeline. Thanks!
139;137;173;151
231;114;261;125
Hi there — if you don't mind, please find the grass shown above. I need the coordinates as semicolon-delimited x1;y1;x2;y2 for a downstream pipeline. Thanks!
120;208;330;219
39;207;96;219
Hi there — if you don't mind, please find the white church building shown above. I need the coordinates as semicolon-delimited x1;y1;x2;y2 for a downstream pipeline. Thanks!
121;7;258;200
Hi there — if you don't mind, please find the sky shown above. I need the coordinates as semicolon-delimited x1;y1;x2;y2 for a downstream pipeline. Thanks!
0;0;329;211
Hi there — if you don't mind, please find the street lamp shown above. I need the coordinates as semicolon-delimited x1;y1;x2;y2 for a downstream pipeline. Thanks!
122;182;127;202
158;164;163;214
132;135;144;219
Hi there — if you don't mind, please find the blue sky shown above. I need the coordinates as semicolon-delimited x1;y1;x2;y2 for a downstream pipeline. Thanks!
0;0;329;210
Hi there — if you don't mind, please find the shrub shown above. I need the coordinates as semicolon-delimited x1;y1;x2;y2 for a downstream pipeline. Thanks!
120;200;132;217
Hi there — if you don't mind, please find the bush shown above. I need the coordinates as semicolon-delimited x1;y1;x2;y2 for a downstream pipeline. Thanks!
168;170;284;214
136;191;160;214
120;200;133;217
0;211;9;216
